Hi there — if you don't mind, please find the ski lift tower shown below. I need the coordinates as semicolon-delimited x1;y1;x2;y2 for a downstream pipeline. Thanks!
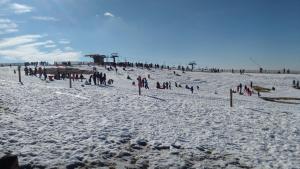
85;54;106;65
111;53;119;68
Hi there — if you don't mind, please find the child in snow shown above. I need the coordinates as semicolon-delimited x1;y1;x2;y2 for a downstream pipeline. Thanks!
156;82;161;89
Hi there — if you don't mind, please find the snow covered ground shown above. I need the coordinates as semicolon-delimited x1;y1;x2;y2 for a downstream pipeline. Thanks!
0;66;300;169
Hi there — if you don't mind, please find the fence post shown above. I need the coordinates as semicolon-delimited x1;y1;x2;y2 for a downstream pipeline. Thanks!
69;73;72;88
137;76;141;95
230;89;233;107
18;66;22;83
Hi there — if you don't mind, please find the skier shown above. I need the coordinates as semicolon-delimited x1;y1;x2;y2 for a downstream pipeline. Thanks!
191;86;194;94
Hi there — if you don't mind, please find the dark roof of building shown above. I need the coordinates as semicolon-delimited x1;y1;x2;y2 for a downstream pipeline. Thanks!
85;54;106;58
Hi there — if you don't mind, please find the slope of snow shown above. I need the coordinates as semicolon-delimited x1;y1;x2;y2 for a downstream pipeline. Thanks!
0;66;300;169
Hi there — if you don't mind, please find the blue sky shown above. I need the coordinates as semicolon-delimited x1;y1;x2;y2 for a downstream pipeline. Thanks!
0;0;300;69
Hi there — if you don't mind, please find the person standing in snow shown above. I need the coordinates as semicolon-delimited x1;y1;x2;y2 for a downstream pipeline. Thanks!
38;67;42;78
239;83;243;94
93;72;97;85
103;73;107;85
43;69;47;80
80;74;84;82
62;73;66;80
89;75;92;84
97;72;101;85
99;72;103;84
34;67;37;76
156;81;161;89
24;66;28;76
144;78;149;89
191;86;194;94
293;80;296;87
29;68;33;76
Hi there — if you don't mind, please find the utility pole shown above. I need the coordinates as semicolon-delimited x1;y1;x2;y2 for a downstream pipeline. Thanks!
137;76;141;95
230;89;233;107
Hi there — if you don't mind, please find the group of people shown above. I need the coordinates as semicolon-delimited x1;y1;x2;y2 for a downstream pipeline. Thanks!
90;72;107;85
293;80;300;89
236;83;253;96
185;85;194;93
156;81;171;90
24;66;48;80
67;74;85;82
155;81;200;94
135;76;149;89
23;66;113;87
234;81;257;96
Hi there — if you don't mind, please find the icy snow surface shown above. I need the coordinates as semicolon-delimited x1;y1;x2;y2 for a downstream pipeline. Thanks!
0;66;300;169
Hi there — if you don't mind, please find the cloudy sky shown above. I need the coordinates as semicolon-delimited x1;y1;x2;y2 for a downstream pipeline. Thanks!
0;0;300;69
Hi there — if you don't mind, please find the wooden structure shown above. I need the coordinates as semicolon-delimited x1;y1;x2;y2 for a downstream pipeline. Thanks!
85;54;106;65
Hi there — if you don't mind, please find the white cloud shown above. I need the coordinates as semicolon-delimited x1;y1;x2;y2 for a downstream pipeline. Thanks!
10;3;33;14
32;16;58;21
104;12;114;18
64;46;73;51
0;18;18;34
44;44;56;48
0;35;81;62
59;39;70;44
0;34;42;48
